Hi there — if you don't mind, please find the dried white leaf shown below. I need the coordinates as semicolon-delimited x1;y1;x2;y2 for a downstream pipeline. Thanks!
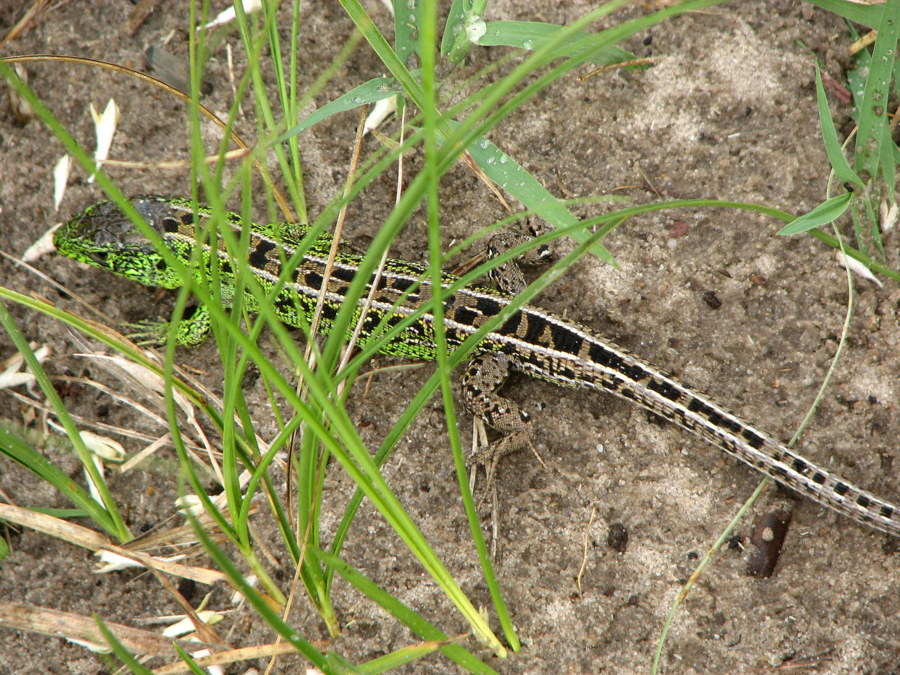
88;99;120;183
202;0;262;29
364;95;397;135
22;222;61;262
84;454;105;504
230;574;258;606
53;154;71;210
66;637;112;653
466;17;488;43
7;64;36;123
94;550;140;573
80;429;127;462
0;372;35;389
880;200;898;234
161;610;223;638
188;650;224;675
94;549;187;574
0;344;49;388
835;251;883;287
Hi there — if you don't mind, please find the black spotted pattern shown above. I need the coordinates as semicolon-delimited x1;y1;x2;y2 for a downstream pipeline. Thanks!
332;266;356;283
648;378;681;402
523;313;549;344
476;296;502;317
549;323;583;356
742;428;765;449
498;310;523;336
249;239;278;269
304;271;323;290
454;307;479;326
391;277;415;292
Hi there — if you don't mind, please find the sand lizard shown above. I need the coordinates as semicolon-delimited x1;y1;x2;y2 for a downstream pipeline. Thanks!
53;195;900;538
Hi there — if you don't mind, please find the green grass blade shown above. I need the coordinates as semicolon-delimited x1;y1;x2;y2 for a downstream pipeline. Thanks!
441;0;488;62
320;550;497;673
190;517;332;671
352;644;449;674
94;615;155;674
777;193;853;235
338;0;426;112
393;0;423;67
478;20;635;65
879;113;897;203
854;0;899;185
0;423;117;533
804;0;885;27
846;27;869;124
460;128;616;264
171;644;206;675
813;62;862;188
0;303;129;540
279;76;404;142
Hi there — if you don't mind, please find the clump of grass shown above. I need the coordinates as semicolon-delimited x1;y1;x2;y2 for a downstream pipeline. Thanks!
1;0;898;672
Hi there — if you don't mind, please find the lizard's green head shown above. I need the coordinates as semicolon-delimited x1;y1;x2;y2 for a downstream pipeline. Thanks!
54;196;194;289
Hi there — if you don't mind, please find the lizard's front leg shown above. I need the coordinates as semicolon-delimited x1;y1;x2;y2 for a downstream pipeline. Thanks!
125;303;212;347
462;221;552;481
462;350;536;484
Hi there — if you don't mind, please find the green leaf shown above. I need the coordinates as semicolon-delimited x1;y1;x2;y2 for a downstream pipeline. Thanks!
777;192;853;235
478;20;635;65
461;132;616;264
441;0;488;62
320;550;496;673
94;616;154;674
351;643;446;674
278;77;404;143
854;0;898;182
879;108;897;203
393;0;423;67
814;63;862;189
0;423;115;532
804;0;885;28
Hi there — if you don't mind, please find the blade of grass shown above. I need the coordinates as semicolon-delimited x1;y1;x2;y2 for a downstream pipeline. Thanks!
441;0;488;62
805;0;885;28
813;62;862;189
478;20;636;65
320;550;497;673
854;0;898;187
94;616;155;675
0;302;129;540
0;423;118;534
777;192;853;235
393;0;423;68
190;516;331;671
281;76;405;141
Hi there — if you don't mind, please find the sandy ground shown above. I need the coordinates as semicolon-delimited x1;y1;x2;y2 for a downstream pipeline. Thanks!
1;1;898;673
